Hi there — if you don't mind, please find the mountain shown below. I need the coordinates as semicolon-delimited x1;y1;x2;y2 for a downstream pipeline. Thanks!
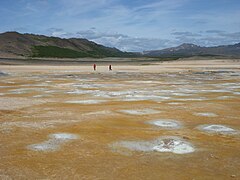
1;31;239;59
144;43;240;57
0;31;134;58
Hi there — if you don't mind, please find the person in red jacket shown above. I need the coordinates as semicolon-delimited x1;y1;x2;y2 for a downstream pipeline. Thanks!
93;64;96;71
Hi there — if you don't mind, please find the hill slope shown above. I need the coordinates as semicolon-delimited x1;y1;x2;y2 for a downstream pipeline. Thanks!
0;32;134;58
144;43;240;57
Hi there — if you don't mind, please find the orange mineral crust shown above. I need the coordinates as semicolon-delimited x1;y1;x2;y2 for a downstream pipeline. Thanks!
0;60;240;179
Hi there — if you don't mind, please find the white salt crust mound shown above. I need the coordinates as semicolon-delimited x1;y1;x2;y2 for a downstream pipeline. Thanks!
194;112;218;117
65;100;107;104
118;109;161;115
111;136;195;154
168;102;184;105
152;138;194;154
217;96;235;100
148;119;182;129
27;133;79;152
28;139;60;151
121;95;172;102
197;124;237;134
49;133;79;140
176;97;207;101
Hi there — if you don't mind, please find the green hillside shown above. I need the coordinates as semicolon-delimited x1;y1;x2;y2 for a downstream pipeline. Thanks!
32;46;95;58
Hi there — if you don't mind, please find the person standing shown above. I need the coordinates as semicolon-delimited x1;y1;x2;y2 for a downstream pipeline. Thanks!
93;64;96;71
109;64;112;71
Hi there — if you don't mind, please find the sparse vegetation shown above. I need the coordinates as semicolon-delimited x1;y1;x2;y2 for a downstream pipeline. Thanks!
32;46;95;58
31;45;136;58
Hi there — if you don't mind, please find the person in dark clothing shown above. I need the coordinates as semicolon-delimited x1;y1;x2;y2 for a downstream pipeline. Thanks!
109;65;112;71
93;64;96;71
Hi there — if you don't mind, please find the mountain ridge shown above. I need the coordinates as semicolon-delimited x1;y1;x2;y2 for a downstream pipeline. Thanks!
0;31;134;58
0;31;239;59
143;42;240;57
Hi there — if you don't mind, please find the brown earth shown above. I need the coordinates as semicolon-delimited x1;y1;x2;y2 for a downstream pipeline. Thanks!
0;59;240;179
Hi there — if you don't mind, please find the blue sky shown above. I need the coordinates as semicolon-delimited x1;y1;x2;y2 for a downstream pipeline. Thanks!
0;0;240;51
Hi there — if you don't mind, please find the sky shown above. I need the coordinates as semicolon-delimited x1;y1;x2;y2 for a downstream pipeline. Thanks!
0;0;240;52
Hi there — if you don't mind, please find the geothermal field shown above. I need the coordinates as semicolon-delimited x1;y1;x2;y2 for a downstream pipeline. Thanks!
0;59;240;179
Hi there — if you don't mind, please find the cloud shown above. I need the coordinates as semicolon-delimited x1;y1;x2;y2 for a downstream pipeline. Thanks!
76;30;128;40
172;31;201;37
46;27;240;51
2;0;239;51
218;32;240;39
76;30;173;52
172;30;240;47
46;28;172;52
56;0;110;16
93;36;171;52
205;30;226;34
46;28;73;38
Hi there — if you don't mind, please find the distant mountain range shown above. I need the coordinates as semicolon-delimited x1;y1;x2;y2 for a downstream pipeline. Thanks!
143;43;240;58
0;32;239;59
0;32;134;58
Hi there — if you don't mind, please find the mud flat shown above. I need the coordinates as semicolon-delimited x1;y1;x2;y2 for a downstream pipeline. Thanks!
0;59;240;179
0;97;48;110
